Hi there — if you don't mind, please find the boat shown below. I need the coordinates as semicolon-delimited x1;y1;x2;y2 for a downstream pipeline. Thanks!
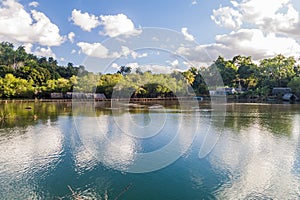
193;96;203;101
148;105;164;109
282;93;299;101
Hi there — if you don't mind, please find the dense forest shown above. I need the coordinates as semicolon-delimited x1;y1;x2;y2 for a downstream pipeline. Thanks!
0;42;300;99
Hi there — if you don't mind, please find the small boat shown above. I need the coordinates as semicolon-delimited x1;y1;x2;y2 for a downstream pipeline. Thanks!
25;106;32;109
193;96;203;101
148;105;164;109
282;93;298;101
267;96;277;102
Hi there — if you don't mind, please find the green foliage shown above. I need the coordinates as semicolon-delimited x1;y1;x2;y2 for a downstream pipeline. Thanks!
234;55;259;89
213;56;237;87
288;77;300;94
111;72;189;98
0;41;299;99
96;73;123;98
117;66;131;76
74;73;99;93
0;65;14;78
0;42;88;98
0;74;34;98
259;54;296;88
15;66;51;85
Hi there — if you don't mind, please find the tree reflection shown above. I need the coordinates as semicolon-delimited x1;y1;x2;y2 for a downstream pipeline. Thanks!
0;101;72;128
221;104;295;136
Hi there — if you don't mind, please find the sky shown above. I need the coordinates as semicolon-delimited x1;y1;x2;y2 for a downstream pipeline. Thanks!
1;0;300;73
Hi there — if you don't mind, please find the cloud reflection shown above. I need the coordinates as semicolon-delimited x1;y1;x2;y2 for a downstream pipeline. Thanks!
209;115;300;199
75;115;136;172
0;120;63;198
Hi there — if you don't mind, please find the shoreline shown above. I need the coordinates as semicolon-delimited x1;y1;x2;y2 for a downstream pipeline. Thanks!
0;97;298;104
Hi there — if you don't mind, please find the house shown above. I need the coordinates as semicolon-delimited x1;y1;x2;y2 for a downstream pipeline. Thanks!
63;92;106;100
215;87;236;95
94;93;106;100
272;87;292;96
50;93;63;99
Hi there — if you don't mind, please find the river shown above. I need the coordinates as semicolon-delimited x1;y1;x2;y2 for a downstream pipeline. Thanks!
0;101;299;199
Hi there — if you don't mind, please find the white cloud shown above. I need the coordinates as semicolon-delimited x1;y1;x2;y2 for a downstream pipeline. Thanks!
28;1;38;7
99;14;142;37
71;9;100;31
77;42;111;58
211;0;300;36
167;59;179;67
34;46;56;58
112;62;175;74
203;0;300;64
191;0;197;5
68;32;75;43
152;37;159;42
211;6;243;29
230;1;239;7
215;29;300;58
77;42;147;59
177;29;300;64
31;10;65;46
239;0;290;23
142;64;174;74
120;46;148;59
111;63;121;69
0;0;64;46
111;62;140;71
238;0;300;35
181;27;195;41
23;43;33;53
71;49;76;54
132;52;148;59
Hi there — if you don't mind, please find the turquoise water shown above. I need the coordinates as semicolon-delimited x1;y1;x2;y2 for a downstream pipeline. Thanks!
0;102;300;199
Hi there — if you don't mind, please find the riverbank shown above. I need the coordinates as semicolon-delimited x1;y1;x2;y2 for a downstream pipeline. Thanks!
0;97;298;104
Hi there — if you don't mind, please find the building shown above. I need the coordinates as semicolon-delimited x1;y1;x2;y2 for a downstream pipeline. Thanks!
63;92;106;100
50;93;63;99
272;87;292;96
214;87;236;95
94;93;106;100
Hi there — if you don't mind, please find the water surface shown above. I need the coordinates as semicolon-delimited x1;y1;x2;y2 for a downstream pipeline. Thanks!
0;101;299;199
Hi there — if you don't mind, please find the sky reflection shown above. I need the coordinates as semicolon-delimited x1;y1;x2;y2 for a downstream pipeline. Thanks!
0;120;63;199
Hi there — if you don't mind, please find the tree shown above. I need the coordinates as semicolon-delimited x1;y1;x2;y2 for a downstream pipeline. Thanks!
56;78;71;93
15;46;28;63
0;74;34;98
15;66;51;86
260;54;296;88
213;56;237;87
192;67;209;95
288;77;300;95
182;70;195;85
234;55;259;89
117;66;131;76
135;67;143;75
96;73;123;98
0;65;14;78
74;73;99;93
0;42;15;66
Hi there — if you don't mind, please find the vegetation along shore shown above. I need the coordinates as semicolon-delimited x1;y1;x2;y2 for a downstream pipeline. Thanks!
1;42;300;102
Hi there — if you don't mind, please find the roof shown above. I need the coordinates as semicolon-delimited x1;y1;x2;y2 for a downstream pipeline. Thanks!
282;93;299;101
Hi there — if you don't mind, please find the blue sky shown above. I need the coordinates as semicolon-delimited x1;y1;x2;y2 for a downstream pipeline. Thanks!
1;0;300;73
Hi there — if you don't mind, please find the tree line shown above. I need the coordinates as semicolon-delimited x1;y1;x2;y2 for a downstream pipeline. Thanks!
0;42;300;99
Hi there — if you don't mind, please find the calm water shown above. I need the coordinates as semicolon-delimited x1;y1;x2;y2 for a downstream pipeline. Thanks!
0;101;300;199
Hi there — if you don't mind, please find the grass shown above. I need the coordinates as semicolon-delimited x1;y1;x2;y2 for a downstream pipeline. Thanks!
0;109;16;121
66;184;132;200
